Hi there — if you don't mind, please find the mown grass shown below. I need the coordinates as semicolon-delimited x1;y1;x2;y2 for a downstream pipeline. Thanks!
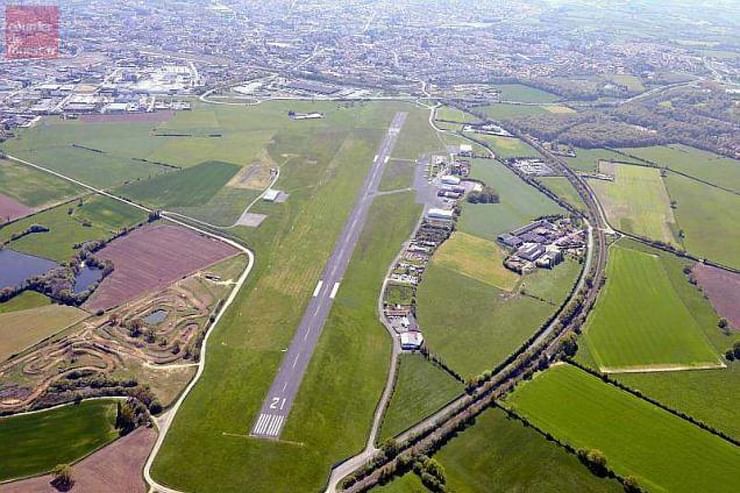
379;354;462;441
665;173;740;269
457;159;563;240
372;472;428;492
118;160;241;209
583;241;722;371
0;304;88;361
0;158;84;208
619;144;740;192
152;101;429;493
385;283;415;305
0;400;118;481
589;163;677;245
0;291;51;314
506;364;740;493
432;231;519;291
432;406;622;493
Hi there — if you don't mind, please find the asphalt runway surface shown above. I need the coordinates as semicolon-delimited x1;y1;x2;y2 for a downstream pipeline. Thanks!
251;112;408;439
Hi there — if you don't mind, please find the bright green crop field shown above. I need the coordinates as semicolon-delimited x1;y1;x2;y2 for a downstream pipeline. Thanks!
75;194;147;232
379;354;462;441
0;400;118;481
118;160;240;209
478;103;549;120
583;241;722;372
457;159;563;240
432;406;622;493
477;135;539;159
0;291;51;314
506;364;740;493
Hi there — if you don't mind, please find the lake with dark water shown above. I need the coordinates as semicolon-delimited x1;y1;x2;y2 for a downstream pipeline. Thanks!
0;248;58;290
73;264;104;293
144;309;169;325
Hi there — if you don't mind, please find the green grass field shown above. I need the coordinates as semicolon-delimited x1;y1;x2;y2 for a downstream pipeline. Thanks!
0;203;111;262
0;304;88;361
435;106;480;124
0;159;84;208
616;365;740;440
372;472;428;492
583;241;722;372
432;231;519;291
539;176;587;212
506;364;740;493
607;74;646;92
74;194;147;232
432;406;622;493
0;291;51;314
417;259;578;378
379;159;416;192
589;163;678;245
0;400;118;481
151;101;430;493
495;84;560;103
477;103;549;120
385;283;415;306
665;173;740;269
118;160;240;209
457;159;563;240
564;148;641;172
476;135;539;159
379;355;462;441
172;187;260;227
619;144;740;192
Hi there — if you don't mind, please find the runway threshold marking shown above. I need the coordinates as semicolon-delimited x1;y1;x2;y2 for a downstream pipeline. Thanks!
313;280;324;297
329;282;341;299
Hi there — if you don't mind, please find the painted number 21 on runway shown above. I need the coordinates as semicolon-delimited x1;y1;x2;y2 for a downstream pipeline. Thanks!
270;397;286;410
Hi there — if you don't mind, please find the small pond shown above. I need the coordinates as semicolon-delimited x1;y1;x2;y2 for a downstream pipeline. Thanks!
0;249;58;290
144;309;169;325
73;264;104;294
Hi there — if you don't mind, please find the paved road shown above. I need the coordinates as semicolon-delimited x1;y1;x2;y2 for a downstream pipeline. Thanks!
251;112;408;440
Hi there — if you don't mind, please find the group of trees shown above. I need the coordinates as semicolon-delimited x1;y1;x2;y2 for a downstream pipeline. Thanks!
466;185;499;204
724;340;740;362
115;397;149;436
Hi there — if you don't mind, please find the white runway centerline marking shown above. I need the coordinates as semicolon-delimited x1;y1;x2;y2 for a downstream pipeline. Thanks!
329;282;340;299
292;354;300;368
312;280;324;297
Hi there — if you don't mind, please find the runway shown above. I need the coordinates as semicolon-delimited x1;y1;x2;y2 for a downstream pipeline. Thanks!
251;112;407;439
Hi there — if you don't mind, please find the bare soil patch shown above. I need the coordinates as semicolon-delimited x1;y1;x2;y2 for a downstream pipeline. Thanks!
0;426;156;493
0;194;33;224
84;224;238;312
80;111;174;124
693;264;740;330
227;163;273;190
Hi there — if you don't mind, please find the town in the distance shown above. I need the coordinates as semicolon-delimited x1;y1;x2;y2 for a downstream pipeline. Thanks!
0;1;738;493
